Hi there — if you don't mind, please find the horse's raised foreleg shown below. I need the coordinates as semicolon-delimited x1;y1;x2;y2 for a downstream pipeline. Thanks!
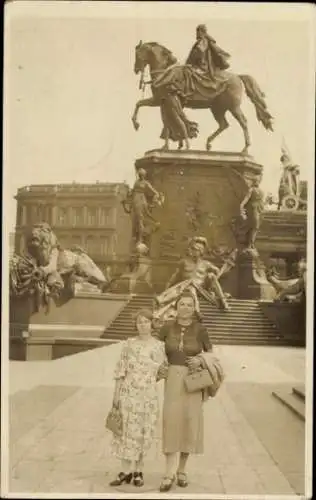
206;108;229;151
230;106;250;155
132;97;159;130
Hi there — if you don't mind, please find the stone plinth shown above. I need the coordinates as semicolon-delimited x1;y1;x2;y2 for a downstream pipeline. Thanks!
237;249;277;300
135;149;263;294
260;300;305;346
9;293;129;360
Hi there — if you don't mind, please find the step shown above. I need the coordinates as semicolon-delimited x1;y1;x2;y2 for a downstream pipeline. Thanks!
109;317;275;326
104;330;282;340
272;390;305;421
208;339;299;346
111;312;273;322
292;385;306;401
104;332;281;341
201;312;270;319
106;324;278;333
201;319;276;327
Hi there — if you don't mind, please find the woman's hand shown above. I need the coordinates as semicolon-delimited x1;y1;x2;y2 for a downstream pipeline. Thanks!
156;362;168;381
112;392;120;408
186;356;202;371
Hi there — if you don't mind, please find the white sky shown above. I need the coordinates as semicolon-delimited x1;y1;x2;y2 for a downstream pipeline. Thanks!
3;2;315;232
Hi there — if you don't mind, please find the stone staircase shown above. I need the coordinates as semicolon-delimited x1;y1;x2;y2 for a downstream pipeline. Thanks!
102;294;301;347
272;384;305;421
200;298;281;346
101;294;155;342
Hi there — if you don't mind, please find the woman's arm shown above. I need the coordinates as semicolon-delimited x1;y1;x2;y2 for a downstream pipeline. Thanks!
113;378;124;406
200;324;213;353
187;324;213;371
112;341;128;405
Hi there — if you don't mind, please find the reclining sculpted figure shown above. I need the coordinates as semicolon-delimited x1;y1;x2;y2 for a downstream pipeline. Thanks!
154;236;236;321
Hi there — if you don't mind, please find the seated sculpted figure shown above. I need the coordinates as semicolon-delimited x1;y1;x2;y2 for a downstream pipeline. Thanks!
186;24;231;78
267;259;306;303
154;236;232;321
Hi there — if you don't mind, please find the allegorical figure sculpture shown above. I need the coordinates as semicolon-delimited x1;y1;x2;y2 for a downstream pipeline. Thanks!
122;168;164;246
278;150;301;210
267;258;306;303
154;236;235;321
186;24;231;77
10;223;108;310
239;177;265;250
107;242;154;294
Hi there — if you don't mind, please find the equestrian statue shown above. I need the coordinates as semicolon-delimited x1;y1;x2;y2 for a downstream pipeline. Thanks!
132;24;274;154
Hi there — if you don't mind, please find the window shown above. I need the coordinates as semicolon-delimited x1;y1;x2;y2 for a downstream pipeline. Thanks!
99;208;110;226
87;208;97;226
32;205;43;223
70;207;82;227
58;207;68;226
100;237;109;255
86;236;96;255
25;205;32;225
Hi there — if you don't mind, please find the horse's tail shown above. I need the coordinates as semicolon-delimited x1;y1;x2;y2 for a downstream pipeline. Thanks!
239;74;274;131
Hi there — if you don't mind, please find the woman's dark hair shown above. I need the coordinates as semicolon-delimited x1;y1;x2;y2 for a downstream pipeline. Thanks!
174;290;196;309
173;290;203;322
133;308;154;329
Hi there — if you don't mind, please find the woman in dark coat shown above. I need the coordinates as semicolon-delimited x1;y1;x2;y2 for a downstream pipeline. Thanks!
157;290;213;492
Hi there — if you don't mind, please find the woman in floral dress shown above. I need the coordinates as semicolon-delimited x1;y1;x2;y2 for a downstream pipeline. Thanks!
109;308;166;487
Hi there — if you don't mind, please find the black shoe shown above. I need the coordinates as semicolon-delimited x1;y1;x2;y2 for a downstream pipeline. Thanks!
109;472;133;486
133;471;144;487
176;472;188;487
159;475;175;492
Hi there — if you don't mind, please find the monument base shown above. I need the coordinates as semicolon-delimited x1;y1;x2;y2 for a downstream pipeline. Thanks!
260;300;305;346
237;249;277;300
135;149;264;298
9;292;129;360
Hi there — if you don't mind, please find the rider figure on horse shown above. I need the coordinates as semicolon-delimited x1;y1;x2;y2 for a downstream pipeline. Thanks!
186;24;231;78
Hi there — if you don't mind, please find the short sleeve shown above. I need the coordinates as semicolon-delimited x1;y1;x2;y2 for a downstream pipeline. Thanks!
151;340;167;366
199;324;212;352
113;341;129;379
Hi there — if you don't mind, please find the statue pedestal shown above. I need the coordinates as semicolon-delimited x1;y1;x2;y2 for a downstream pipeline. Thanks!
135;149;263;296
237;249;277;300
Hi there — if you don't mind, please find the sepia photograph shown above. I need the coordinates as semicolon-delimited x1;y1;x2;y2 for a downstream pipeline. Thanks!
2;1;315;498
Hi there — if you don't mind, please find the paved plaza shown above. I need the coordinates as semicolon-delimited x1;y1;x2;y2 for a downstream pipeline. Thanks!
6;342;308;497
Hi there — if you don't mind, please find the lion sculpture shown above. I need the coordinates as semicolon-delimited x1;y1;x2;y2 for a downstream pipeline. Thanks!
10;223;108;309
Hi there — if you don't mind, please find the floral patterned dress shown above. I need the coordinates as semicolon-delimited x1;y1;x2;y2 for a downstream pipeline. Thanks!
111;337;166;461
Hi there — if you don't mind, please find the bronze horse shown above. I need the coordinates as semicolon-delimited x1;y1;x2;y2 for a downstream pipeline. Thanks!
132;41;274;154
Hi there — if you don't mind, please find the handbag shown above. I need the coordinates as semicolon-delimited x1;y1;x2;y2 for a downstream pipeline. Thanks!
184;368;213;393
105;403;123;437
184;357;224;397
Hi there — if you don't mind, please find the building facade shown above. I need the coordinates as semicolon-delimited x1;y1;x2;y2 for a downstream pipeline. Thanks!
14;182;132;272
14;181;307;282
